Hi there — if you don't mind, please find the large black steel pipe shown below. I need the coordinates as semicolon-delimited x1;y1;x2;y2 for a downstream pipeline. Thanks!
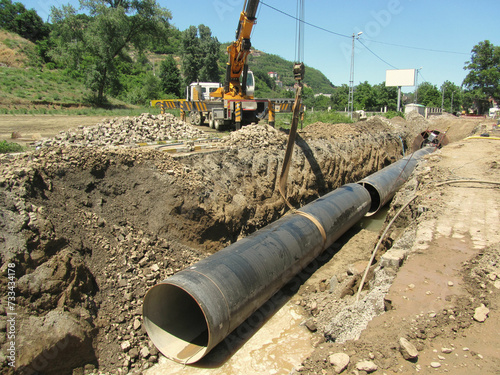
357;147;434;216
143;183;371;364
143;147;434;364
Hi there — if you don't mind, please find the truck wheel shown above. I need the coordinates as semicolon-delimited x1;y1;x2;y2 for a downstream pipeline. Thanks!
214;119;222;131
189;112;202;126
208;113;215;129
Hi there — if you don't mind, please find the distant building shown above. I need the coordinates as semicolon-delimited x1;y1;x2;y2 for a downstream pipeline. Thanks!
268;71;278;79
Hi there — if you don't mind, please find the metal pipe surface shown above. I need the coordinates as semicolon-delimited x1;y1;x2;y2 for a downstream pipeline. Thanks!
143;146;434;364
143;183;371;364
357;147;434;215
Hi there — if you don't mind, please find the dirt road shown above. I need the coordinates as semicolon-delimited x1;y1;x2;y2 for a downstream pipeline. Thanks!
0;115;109;143
298;135;500;374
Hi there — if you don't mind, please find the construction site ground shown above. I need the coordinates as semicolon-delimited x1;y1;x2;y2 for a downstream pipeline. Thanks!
0;113;498;375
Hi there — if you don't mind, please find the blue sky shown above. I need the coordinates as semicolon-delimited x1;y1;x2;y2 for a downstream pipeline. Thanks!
19;0;500;90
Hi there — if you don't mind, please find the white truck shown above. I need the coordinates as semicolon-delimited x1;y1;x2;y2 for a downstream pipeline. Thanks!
152;70;296;130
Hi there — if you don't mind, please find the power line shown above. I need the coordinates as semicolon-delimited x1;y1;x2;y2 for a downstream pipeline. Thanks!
358;39;398;70
363;39;469;56
260;1;469;56
260;1;351;39
418;70;428;84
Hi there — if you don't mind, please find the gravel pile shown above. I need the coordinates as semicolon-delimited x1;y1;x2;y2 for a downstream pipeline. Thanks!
34;113;206;148
221;124;288;149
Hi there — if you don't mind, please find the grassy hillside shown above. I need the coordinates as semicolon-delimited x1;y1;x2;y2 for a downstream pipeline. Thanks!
0;30;40;68
218;43;335;95
0;67;89;106
246;50;335;94
0;27;335;111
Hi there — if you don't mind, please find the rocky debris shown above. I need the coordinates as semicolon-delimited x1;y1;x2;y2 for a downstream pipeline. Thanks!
0;146;205;374
355;360;378;372
328;352;350;374
34;113;205;148
0;115;437;374
399;337;418;360
379;249;407;270
430;361;442;368
221;124;287;149
304;318;317;332
324;269;394;343
473;304;490;322
16;310;95;375
17;249;96;311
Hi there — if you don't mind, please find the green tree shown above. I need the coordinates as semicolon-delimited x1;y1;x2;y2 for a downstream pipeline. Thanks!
50;0;171;104
373;83;398;111
159;55;181;97
181;24;220;86
313;94;330;111
355;81;377;111
198;24;221;82
416;82;441;107
181;25;200;86
440;81;463;113
463;40;500;114
330;84;349;111
0;0;49;42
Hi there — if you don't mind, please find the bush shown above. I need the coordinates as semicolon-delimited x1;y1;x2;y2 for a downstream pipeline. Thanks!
383;111;405;119
0;140;24;153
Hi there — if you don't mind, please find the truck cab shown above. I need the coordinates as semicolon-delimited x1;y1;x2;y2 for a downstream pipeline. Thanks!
187;71;255;101
186;82;222;101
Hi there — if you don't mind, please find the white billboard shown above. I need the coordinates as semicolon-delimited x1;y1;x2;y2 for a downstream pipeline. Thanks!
385;69;416;87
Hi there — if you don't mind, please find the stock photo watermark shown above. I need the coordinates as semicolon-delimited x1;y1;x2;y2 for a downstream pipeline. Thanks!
5;263;17;369
213;0;241;21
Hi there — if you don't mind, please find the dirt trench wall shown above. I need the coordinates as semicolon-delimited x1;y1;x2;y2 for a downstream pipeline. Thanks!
0;117;424;374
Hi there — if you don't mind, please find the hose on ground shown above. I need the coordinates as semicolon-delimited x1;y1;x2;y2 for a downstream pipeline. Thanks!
435;179;500;187
355;178;500;302
355;194;417;302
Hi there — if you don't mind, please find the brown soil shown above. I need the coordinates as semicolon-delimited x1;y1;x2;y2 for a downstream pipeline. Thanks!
296;130;500;374
0;113;496;375
0;115;115;143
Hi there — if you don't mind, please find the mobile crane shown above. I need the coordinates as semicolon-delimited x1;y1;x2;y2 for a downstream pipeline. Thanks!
151;0;298;131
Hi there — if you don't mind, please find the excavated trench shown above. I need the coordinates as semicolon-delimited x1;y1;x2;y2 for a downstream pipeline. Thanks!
0;116;430;374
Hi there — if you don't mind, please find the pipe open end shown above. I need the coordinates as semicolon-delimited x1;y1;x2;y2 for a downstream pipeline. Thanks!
143;283;209;364
359;182;381;216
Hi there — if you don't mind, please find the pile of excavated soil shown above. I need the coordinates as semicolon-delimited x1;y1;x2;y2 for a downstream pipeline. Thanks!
33;113;206;148
0;113;489;374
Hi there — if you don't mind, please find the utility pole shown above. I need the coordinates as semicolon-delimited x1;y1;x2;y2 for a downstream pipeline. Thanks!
348;32;362;119
441;86;445;112
414;67;422;104
397;86;401;112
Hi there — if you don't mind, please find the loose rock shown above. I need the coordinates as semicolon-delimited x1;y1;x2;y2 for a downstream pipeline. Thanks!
399;337;419;360
329;353;350;374
120;340;131;352
473;304;490;322
356;360;378;373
